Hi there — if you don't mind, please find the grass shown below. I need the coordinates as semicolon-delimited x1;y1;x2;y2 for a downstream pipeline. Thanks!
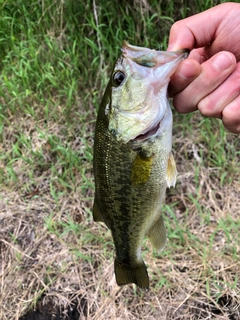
0;0;240;319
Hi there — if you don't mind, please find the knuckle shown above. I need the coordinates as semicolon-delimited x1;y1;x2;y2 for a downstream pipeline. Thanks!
170;20;181;32
233;64;240;89
225;123;240;134
236;125;240;134
198;97;214;117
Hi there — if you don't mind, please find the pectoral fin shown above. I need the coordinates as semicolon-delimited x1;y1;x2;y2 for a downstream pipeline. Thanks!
147;215;167;252
93;201;105;223
166;152;177;188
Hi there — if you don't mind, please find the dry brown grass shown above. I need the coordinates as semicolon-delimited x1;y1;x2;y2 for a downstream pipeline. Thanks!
1;109;240;320
1;0;239;318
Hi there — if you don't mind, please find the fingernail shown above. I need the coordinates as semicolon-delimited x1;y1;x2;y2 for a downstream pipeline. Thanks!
212;52;234;71
167;43;180;51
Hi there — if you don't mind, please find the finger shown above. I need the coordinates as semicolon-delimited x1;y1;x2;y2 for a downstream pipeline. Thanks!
167;8;220;51
222;95;240;134
167;3;237;52
198;62;240;118
168;59;201;97
172;52;236;113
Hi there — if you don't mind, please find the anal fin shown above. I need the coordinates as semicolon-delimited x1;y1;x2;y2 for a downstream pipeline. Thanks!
147;215;167;252
114;260;149;289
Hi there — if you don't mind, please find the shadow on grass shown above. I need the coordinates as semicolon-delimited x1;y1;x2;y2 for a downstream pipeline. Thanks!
19;295;87;320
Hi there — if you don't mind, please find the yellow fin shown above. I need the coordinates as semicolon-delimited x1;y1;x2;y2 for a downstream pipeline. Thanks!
131;154;153;185
147;215;167;252
114;260;149;289
93;201;105;223
166;153;177;188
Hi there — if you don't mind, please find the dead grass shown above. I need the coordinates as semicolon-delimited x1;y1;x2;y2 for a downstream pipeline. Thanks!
1;0;239;318
1;108;240;319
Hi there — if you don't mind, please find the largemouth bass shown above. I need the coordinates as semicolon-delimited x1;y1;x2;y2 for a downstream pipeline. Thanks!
93;41;188;289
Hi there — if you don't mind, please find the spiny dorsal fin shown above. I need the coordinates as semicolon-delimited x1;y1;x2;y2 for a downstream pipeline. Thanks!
166;152;177;188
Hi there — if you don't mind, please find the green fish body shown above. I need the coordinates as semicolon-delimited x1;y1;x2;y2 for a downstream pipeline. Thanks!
93;42;188;288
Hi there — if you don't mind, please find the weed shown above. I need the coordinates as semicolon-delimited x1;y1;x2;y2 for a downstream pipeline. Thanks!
1;1;239;319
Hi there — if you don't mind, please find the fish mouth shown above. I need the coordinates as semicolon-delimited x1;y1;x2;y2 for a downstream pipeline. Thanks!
133;121;160;141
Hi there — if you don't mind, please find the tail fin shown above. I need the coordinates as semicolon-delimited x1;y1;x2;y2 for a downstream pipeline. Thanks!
114;260;149;289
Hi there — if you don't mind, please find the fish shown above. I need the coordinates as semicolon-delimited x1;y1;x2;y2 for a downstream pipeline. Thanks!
93;41;188;289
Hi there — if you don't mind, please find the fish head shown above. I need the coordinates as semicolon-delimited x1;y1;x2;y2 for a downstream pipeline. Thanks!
107;41;188;143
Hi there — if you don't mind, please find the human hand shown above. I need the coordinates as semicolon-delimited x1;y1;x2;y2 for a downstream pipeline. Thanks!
167;2;240;133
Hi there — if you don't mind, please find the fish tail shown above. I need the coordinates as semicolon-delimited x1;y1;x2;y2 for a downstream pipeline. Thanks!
114;260;149;289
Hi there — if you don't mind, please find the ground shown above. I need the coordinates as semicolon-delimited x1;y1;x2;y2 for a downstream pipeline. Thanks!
1;110;239;320
0;1;240;319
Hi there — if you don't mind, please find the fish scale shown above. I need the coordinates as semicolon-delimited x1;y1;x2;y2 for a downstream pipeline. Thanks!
93;41;188;288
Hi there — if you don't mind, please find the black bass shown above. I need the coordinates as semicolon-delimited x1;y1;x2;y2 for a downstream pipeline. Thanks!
93;41;188;289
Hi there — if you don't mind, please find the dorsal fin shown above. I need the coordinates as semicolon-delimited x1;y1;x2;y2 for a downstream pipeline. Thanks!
93;200;105;222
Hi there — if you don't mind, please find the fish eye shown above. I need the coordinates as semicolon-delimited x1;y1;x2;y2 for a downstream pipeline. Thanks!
112;71;125;87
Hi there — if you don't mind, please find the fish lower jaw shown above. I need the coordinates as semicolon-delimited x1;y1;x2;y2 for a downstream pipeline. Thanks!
133;121;160;141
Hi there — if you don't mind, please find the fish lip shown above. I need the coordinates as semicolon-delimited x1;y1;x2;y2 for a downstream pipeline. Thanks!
132;121;161;141
122;41;189;65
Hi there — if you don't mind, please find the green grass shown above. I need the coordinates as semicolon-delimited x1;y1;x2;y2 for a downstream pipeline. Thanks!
1;0;240;319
